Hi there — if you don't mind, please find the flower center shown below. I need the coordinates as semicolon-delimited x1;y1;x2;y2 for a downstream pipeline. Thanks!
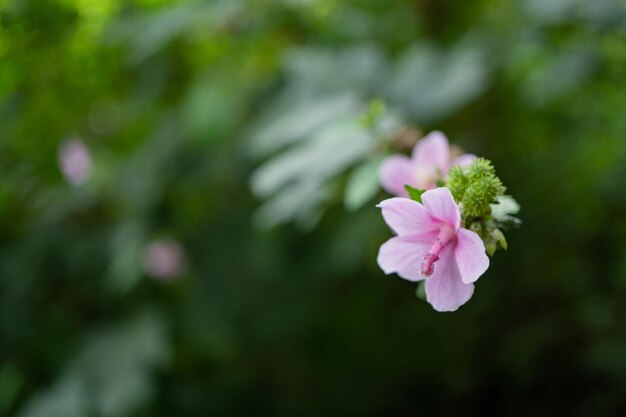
414;166;437;189
420;225;455;277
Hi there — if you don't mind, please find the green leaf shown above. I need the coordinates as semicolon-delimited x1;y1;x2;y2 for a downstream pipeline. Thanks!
344;156;384;211
405;185;426;203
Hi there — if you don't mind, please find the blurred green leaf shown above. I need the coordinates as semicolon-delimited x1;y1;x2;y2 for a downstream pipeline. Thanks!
181;78;245;144
344;156;384;211
248;93;362;158
17;312;168;417
17;380;85;417
253;180;333;230
0;364;24;415
389;40;489;123
251;120;374;197
107;1;246;64
282;44;387;94
105;221;145;293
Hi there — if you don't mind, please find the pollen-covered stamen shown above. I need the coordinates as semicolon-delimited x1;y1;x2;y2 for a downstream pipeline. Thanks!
420;253;438;277
420;225;456;277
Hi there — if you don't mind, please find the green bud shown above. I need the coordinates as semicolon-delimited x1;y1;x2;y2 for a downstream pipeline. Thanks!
446;165;468;202
415;281;426;300
359;99;387;129
445;158;505;223
491;228;507;251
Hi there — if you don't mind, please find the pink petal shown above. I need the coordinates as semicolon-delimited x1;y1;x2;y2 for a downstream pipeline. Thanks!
377;198;440;236
421;187;461;230
379;155;415;197
424;245;474;312
377;233;436;282
454;228;489;284
143;238;186;280
412;131;449;171
451;153;476;168
58;138;92;186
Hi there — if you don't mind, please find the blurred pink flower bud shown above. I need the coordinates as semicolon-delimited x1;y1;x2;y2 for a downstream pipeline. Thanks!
379;131;475;197
143;239;186;280
58;137;93;186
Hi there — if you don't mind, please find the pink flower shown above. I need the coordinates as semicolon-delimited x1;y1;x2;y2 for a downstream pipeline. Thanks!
58;137;93;186
379;131;475;197
377;188;489;312
143;239;186;280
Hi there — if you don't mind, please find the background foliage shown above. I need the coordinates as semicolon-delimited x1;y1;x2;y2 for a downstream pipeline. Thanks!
2;0;626;415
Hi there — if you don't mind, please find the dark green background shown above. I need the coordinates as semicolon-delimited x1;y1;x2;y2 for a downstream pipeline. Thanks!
2;0;626;415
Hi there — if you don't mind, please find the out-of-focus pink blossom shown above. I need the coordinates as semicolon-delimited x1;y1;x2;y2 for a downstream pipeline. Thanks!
377;188;489;312
58;138;93;186
143;239;186;280
379;131;475;197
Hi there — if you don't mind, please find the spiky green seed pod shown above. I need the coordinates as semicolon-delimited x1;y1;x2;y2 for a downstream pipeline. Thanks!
446;165;468;203
445;158;505;222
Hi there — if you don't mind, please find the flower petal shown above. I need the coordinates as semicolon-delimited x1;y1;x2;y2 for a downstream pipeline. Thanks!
455;228;489;284
377;233;436;281
421;187;461;230
424;245;474;312
379;155;415;197
377;198;440;236
412;131;449;171
451;153;476;168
